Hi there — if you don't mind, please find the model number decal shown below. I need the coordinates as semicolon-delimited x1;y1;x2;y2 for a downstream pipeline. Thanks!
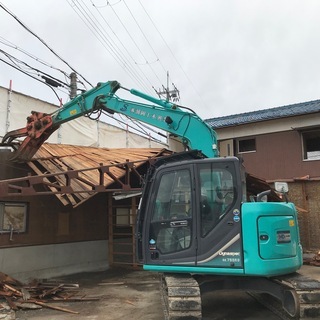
222;257;240;263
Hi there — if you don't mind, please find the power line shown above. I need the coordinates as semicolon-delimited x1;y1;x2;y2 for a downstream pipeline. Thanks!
0;57;61;102
80;0;153;94
0;49;69;88
137;0;208;108
107;0;163;88
0;2;93;88
111;1;183;103
1;1;184;108
71;0;181;99
0;36;70;79
102;111;166;144
90;0;155;93
123;0;167;75
68;0;151;93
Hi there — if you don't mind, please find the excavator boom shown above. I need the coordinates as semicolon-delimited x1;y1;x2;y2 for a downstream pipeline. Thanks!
2;81;218;161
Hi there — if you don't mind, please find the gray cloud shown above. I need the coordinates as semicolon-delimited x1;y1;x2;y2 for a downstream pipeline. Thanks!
1;0;320;120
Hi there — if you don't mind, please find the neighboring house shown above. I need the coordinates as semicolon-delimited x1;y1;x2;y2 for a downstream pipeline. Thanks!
206;99;320;251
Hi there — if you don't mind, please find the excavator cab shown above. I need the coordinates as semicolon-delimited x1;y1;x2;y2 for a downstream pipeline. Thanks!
137;155;303;277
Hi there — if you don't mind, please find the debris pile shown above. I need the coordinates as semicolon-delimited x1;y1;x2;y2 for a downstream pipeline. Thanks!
0;272;99;315
309;251;320;267
303;251;320;266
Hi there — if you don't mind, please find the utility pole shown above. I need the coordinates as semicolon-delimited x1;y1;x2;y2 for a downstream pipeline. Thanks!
5;80;12;135
155;71;180;102
70;72;77;99
155;72;183;153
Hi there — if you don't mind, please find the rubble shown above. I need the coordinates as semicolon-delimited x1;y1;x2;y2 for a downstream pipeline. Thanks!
0;272;99;317
303;251;320;266
309;251;320;267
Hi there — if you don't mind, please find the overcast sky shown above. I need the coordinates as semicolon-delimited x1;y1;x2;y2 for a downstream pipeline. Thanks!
1;0;320;121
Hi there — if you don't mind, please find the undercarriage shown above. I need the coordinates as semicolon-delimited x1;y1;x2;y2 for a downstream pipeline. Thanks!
160;272;320;319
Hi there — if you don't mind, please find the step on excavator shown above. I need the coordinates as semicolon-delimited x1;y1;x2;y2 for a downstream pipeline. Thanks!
2;81;320;319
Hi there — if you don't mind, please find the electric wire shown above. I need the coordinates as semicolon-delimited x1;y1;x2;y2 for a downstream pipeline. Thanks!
0;2;93;88
89;0;154;93
0;1;182;131
107;0;163;88
118;113;149;137
118;113;167;139
102;111;166;144
71;0;178;100
3;51;38;76
123;0;167;75
0;3;163;130
0;49;69;88
67;2;124;71
68;0;149;92
90;0;155;94
77;0;151;93
0;2;174;144
0;36;70;79
138;0;208;108
1;1;185;106
0;57;61;102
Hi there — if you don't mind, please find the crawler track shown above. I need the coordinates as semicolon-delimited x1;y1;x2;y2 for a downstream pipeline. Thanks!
160;273;201;320
252;272;320;319
278;272;320;319
160;272;320;319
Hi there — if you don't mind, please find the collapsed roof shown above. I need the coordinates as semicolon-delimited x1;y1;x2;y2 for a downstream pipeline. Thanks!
1;143;172;207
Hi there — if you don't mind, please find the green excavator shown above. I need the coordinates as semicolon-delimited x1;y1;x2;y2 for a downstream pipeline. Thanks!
3;81;320;319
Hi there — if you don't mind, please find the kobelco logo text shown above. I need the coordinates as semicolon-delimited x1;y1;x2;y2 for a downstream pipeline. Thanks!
219;251;240;257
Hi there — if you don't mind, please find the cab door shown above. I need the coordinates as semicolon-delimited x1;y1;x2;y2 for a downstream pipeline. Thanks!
195;159;244;268
142;165;197;265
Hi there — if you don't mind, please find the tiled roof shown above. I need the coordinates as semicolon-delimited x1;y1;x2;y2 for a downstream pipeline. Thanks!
205;99;320;129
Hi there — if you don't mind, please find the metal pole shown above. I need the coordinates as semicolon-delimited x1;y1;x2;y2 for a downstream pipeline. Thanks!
5;80;12;135
69;72;77;99
166;71;170;101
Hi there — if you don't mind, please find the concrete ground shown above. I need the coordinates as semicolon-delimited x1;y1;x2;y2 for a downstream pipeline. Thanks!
15;267;163;320
14;265;320;320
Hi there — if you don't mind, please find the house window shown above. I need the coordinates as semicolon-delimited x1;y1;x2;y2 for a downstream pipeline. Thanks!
238;138;256;153
0;202;28;233
302;130;320;160
116;208;133;226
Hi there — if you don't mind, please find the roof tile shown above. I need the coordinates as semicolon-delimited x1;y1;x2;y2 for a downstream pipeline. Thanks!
205;99;320;128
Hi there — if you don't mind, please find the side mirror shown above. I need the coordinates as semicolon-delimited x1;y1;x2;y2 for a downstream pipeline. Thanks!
275;182;289;203
274;182;289;193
